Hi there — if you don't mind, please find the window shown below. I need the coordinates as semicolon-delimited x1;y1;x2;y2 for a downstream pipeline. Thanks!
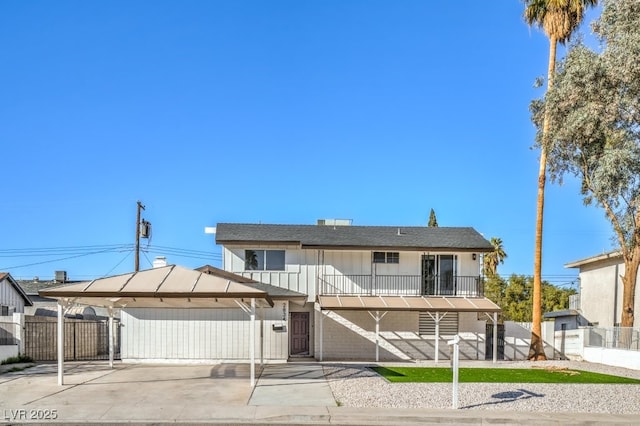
373;251;399;264
386;252;399;264
244;250;285;271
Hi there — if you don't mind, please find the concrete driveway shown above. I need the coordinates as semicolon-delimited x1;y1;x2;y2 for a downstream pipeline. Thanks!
0;361;337;423
1;362;254;422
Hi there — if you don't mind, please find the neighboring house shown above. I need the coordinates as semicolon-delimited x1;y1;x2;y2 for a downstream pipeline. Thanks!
18;274;101;319
215;220;501;361
565;251;640;328
543;309;590;332
0;272;32;315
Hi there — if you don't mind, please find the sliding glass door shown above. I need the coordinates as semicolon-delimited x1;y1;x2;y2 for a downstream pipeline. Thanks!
421;254;457;295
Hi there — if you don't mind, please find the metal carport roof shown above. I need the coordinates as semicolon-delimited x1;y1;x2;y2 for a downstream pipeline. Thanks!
317;295;501;312
39;265;276;387
40;265;274;308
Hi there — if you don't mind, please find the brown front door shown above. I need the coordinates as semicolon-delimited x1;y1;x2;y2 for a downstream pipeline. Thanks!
290;312;309;356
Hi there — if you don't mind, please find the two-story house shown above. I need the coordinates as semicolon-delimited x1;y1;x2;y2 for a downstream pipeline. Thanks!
215;220;501;361
565;251;640;328
39;220;503;368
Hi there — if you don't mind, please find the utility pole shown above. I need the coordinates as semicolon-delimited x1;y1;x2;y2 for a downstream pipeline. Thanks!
135;201;145;272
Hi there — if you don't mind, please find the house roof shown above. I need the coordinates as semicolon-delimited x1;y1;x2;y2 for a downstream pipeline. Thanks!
196;264;308;304
0;272;33;306
543;309;581;319
564;251;622;269
17;279;76;295
39;265;274;309
215;223;493;252
317;295;500;312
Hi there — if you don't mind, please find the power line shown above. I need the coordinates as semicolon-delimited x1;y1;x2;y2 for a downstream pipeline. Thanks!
0;244;133;257
102;249;134;277
0;248;125;270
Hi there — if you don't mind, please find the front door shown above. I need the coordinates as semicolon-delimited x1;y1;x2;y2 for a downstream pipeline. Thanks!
290;312;310;356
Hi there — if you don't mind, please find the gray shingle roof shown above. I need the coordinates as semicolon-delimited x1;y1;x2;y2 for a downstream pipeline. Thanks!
215;223;493;251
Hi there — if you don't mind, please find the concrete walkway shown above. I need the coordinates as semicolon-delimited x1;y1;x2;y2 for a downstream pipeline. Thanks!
0;361;638;425
249;362;336;406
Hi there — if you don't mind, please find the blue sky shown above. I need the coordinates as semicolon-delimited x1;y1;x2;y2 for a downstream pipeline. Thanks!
0;1;610;286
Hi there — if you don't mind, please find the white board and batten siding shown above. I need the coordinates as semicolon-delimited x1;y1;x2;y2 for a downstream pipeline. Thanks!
121;303;290;363
0;278;27;314
223;246;317;299
223;247;481;300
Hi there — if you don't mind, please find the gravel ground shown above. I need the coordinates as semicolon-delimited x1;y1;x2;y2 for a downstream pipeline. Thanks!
323;360;640;414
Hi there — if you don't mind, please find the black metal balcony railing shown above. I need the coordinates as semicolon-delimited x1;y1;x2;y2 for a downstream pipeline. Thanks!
320;274;483;297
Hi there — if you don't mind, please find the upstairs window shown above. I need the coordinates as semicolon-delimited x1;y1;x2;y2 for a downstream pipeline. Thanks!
245;250;285;271
373;251;400;264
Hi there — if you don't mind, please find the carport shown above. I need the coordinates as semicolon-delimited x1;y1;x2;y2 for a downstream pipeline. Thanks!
40;265;273;387
317;295;502;362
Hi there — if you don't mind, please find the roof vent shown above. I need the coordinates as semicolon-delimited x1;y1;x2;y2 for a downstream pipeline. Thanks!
317;219;352;226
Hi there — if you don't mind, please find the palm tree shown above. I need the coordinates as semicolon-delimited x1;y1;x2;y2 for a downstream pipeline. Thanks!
483;237;507;277
523;0;598;360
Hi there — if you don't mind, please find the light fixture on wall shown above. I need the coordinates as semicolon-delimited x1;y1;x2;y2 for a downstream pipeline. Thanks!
472;253;477;261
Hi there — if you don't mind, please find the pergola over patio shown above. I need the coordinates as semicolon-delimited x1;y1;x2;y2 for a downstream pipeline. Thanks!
40;265;274;386
317;295;502;363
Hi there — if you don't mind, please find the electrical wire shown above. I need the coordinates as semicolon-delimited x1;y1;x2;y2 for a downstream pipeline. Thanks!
0;247;126;270
0;244;133;257
102;249;135;277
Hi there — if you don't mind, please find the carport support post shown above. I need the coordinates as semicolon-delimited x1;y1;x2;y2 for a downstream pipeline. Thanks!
368;311;388;362
260;307;264;368
493;312;498;364
250;298;256;387
57;301;65;386
108;307;114;369
428;312;446;363
375;311;380;362
318;306;324;362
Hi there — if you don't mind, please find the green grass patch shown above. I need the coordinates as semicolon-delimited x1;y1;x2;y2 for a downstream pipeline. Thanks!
372;366;640;384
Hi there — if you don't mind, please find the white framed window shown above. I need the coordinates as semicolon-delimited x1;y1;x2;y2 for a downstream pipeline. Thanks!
244;250;285;271
373;251;399;264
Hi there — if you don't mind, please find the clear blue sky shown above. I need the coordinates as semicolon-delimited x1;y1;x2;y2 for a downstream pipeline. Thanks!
0;1;610;286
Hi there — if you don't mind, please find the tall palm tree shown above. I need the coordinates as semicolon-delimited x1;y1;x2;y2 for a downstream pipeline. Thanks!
523;0;598;361
484;237;507;277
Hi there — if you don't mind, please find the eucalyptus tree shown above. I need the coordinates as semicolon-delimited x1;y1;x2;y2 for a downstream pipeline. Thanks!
523;0;598;360
532;0;640;327
483;237;507;277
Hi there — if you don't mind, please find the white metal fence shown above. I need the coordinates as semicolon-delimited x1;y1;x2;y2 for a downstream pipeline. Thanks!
586;327;640;351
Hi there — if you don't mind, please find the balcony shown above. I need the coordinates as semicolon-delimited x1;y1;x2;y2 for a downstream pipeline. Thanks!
320;274;483;297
